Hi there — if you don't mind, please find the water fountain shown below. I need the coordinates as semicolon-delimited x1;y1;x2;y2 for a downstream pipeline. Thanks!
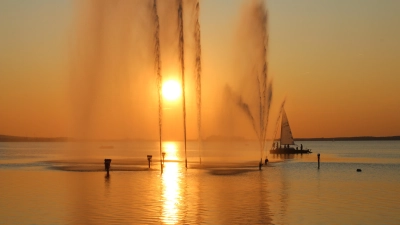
223;1;273;168
194;0;203;164
152;0;163;173
70;0;273;169
177;0;188;169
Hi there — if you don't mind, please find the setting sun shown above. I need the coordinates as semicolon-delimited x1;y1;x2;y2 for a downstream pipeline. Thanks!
162;80;181;101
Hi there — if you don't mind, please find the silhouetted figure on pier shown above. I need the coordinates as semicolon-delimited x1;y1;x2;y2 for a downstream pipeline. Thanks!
301;144;303;150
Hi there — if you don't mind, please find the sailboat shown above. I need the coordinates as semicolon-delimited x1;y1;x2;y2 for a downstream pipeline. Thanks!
270;108;312;154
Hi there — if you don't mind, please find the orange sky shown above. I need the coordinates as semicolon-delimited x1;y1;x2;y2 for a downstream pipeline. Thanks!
0;0;399;139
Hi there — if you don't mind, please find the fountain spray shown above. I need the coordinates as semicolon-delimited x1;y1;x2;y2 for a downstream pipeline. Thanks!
177;0;187;168
152;0;163;173
194;0;202;164
256;2;270;164
229;1;271;169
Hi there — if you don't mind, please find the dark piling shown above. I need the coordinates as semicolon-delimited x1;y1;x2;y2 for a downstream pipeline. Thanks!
104;159;112;175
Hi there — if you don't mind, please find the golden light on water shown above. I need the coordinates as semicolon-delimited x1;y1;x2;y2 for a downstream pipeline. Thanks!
164;142;179;161
161;142;182;224
161;162;182;224
162;80;181;101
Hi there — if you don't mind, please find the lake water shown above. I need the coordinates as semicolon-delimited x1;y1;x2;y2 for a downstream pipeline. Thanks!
1;140;400;224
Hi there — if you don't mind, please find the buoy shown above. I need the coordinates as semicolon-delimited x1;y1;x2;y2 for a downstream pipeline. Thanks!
356;169;362;172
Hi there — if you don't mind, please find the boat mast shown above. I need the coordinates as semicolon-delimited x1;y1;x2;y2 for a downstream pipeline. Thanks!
279;109;284;148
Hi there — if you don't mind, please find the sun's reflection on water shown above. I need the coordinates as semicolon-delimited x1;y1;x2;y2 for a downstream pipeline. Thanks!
164;142;179;161
161;142;183;224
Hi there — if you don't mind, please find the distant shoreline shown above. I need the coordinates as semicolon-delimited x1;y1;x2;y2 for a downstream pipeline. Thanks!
295;136;400;141
0;135;69;142
1;134;400;142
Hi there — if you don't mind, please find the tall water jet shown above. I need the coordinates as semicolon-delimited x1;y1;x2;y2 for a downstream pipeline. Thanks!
152;0;163;173
177;0;187;168
194;0;202;164
232;0;272;166
255;2;271;164
70;0;275;168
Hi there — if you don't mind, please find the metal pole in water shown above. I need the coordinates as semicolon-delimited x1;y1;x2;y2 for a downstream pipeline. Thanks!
317;153;320;169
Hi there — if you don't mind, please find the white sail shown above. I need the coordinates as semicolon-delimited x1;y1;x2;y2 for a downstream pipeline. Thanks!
280;109;295;145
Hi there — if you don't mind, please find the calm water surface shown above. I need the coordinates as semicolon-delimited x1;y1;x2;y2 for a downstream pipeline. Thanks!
0;141;399;224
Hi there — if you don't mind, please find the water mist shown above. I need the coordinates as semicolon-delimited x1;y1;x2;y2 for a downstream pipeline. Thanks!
194;0;202;164
152;0;163;173
228;1;272;166
177;0;188;168
71;0;274;169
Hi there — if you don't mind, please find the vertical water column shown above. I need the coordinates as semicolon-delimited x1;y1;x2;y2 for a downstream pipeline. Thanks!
152;0;163;173
177;0;187;168
194;0;202;164
255;2;271;162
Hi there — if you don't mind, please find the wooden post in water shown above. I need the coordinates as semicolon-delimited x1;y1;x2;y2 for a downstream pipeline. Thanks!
162;152;166;165
104;159;112;175
147;155;152;169
317;153;320;169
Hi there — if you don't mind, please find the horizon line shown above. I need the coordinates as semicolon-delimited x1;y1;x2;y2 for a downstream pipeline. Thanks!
1;134;400;142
